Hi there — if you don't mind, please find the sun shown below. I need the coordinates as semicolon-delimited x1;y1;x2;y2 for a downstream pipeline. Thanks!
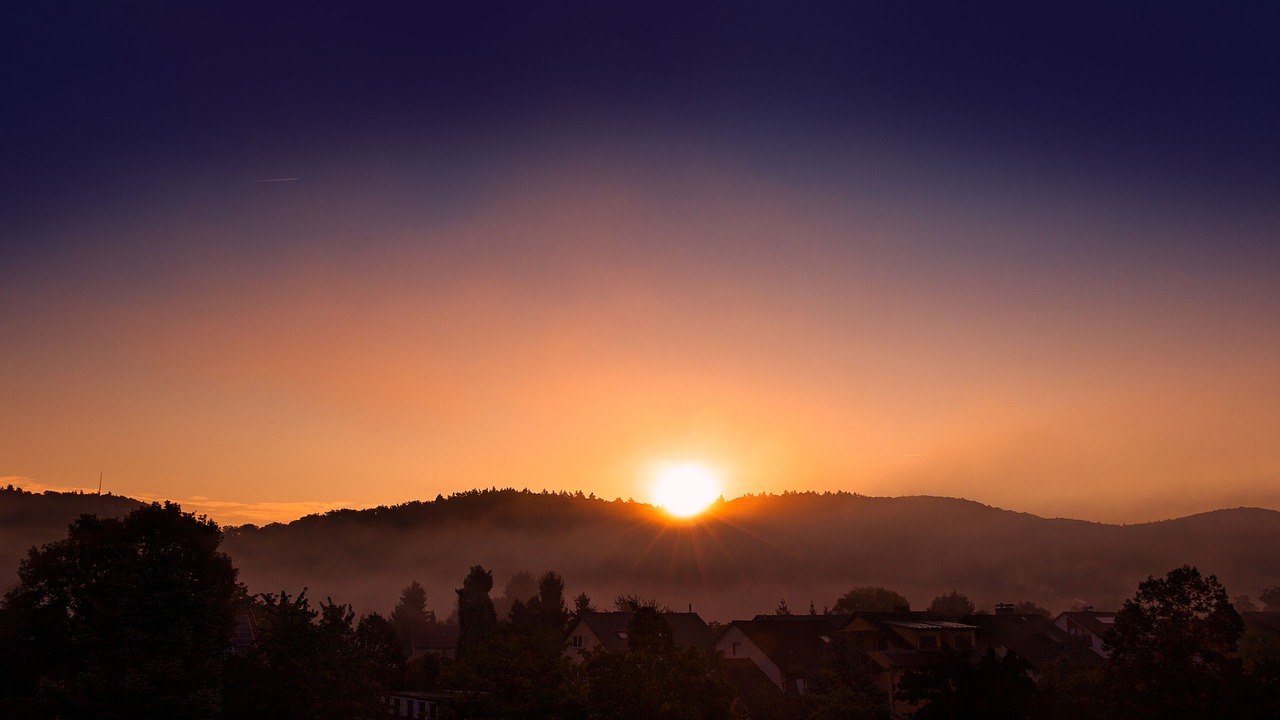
651;462;722;518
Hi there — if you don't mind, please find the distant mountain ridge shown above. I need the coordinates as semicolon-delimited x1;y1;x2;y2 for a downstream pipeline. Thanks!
3;487;1277;622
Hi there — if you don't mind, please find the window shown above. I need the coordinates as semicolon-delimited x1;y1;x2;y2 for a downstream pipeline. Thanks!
919;634;938;650
955;633;972;649
572;635;584;648
732;641;741;656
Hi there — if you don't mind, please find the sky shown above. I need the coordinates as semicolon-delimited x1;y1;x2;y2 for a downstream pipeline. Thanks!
3;2;1279;525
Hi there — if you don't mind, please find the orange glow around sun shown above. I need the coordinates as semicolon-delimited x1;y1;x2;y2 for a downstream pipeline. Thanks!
651;461;722;518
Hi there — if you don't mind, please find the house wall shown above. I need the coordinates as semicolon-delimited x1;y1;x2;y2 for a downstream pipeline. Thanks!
565;621;604;663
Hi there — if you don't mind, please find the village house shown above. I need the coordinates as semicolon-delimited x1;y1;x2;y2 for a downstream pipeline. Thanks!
712;615;845;695
963;605;1106;674
1053;609;1118;657
841;611;979;716
563;610;715;663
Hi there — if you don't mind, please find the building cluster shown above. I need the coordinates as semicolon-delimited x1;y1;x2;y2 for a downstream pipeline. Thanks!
561;606;1280;720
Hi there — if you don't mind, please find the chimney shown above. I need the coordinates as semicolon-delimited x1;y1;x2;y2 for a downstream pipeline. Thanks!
995;603;1016;615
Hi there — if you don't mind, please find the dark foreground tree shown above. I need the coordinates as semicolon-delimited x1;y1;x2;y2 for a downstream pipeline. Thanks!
357;612;409;689
222;591;383;719
803;635;890;720
0;502;240;719
439;567;582;720
1030;660;1110;720
1105;565;1245;720
896;647;1035;720
582;607;735;720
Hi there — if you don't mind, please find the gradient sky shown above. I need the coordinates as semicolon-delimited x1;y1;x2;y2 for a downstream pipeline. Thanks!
3;3;1279;525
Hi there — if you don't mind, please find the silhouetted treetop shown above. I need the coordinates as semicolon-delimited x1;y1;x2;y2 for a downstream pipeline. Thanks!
929;590;977;617
834;586;911;613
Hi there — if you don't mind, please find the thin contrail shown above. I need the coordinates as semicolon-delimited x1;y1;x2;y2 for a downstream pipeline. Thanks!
245;177;301;183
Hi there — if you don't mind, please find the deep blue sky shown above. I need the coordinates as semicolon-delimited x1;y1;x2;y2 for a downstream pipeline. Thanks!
6;3;1278;219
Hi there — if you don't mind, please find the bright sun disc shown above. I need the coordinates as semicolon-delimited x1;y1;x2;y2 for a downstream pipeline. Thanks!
652;462;721;518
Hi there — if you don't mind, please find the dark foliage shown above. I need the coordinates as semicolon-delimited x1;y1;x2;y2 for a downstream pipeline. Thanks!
356;612;408;688
928;590;976;617
390;579;432;655
833;586;911;613
455;565;497;663
581;608;735;720
1028;660;1110;720
1013;600;1052;618
439;566;582;720
1105;565;1245;720
897;647;1036;720
221;591;384;719
0;502;240;719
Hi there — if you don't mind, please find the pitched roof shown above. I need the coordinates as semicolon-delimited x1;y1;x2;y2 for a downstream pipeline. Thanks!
751;613;852;629
727;616;837;676
883;620;977;630
574;611;714;653
963;614;1106;670
1054;611;1117;640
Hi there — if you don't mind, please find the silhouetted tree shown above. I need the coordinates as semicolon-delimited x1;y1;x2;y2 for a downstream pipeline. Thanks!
390;580;431;656
222;590;383;719
896;647;1035;720
442;568;582;720
775;598;793;615
833;586;910;613
928;590;977;617
614;593;669;611
1013;600;1052;618
804;669;890;720
356;612;408;688
573;591;596;617
495;570;537;620
1237;622;1280;715
456;565;497;663
1105;565;1245;720
0;502;240;719
801;633;891;720
523;570;569;634
582;607;734;720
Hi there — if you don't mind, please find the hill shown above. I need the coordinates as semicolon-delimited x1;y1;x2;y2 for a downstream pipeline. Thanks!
0;486;144;585
3;487;1278;621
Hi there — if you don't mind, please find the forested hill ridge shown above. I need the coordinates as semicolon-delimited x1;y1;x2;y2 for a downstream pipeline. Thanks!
0;486;143;586
4;486;1278;621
